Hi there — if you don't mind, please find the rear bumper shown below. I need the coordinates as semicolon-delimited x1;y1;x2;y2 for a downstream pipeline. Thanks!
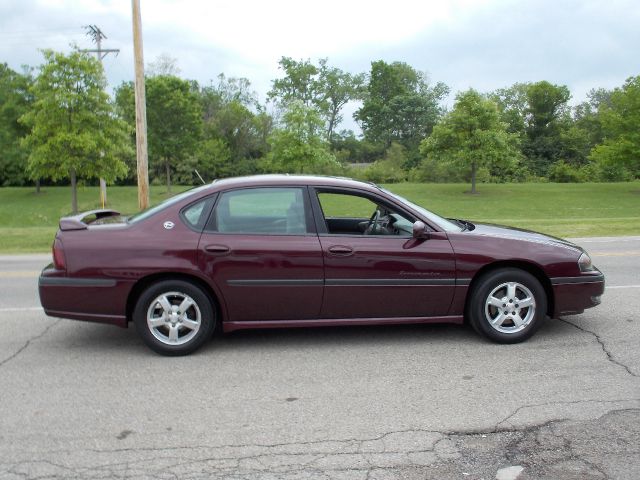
39;265;130;328
551;270;605;316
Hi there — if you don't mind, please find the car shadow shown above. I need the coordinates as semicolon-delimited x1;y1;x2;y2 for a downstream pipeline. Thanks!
54;316;572;356
55;320;477;355
212;322;476;352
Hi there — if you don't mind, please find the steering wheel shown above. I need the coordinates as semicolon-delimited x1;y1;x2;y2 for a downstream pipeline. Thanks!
366;209;381;235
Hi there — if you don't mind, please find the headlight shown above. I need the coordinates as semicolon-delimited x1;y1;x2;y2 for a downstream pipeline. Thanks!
578;253;595;272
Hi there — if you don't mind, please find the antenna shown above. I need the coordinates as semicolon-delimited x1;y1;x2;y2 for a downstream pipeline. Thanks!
194;169;206;185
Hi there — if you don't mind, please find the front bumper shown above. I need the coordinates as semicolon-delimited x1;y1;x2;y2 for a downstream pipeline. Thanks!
551;269;605;316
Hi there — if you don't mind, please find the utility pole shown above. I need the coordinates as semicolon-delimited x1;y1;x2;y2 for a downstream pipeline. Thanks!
81;25;119;209
131;0;149;210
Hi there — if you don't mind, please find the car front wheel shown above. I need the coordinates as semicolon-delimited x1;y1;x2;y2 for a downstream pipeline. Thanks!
467;268;547;343
133;280;216;356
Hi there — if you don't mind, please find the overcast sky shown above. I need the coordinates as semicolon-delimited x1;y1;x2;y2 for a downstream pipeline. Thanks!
1;0;639;132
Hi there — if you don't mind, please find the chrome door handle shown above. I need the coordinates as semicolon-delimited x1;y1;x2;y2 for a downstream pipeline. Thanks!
204;244;230;254
328;245;353;255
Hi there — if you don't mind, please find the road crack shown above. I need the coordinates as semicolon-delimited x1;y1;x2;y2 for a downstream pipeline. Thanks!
4;409;639;479
558;317;639;377
0;319;61;368
494;398;640;430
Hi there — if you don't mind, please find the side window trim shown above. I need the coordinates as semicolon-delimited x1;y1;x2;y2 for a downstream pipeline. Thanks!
179;194;218;233
203;185;317;236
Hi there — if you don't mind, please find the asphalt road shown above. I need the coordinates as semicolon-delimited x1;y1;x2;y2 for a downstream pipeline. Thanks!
0;237;639;479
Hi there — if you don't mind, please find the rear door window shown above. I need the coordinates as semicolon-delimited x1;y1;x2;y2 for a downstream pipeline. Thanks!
208;187;309;235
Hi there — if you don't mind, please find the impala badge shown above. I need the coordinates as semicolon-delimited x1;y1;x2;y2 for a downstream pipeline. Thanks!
163;221;175;230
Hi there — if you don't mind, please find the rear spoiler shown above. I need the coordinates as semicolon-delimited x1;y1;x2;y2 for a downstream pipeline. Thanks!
59;209;121;231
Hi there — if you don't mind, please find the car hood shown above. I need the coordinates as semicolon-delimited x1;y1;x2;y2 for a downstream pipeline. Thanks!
465;222;584;254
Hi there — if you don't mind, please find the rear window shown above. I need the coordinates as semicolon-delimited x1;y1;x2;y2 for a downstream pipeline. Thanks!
127;185;211;224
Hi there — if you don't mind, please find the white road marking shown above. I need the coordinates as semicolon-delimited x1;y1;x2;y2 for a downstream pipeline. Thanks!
0;271;39;278
0;307;44;312
606;285;640;290
575;238;640;243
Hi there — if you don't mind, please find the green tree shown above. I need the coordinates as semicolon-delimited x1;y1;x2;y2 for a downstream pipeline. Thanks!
263;101;339;174
331;130;380;164
491;81;576;176
116;75;202;191
147;76;202;190
198;74;271;178
317;59;364;142
523;81;571;175
489;83;529;137
590;76;640;178
0;64;32;186
268;57;363;141
21;50;130;213
269;57;320;108
573;88;611;150
196;137;232;180
420;90;520;193
355;60;448;163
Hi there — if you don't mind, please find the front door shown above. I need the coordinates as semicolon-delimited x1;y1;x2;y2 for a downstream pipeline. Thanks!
197;186;323;322
311;188;457;319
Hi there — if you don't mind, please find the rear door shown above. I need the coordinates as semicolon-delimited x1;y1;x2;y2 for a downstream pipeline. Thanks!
197;186;324;322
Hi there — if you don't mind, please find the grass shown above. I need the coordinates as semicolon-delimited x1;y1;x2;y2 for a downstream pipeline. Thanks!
0;185;190;254
0;182;638;253
388;182;640;238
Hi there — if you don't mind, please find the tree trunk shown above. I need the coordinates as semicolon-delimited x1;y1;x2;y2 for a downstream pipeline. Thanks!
327;110;336;143
70;168;78;214
165;160;171;193
471;161;477;194
35;179;41;194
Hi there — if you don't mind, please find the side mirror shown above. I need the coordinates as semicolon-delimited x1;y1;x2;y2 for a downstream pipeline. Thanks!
412;221;429;239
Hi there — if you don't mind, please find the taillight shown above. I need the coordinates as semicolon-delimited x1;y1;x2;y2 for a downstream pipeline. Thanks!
52;237;66;270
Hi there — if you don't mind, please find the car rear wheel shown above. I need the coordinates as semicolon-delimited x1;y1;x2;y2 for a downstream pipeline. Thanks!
467;268;546;343
133;280;216;356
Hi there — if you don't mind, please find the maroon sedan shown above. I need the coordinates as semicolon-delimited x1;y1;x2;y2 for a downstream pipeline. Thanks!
39;175;604;355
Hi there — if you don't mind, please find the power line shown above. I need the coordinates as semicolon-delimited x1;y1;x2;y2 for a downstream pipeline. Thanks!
80;25;120;208
80;25;119;61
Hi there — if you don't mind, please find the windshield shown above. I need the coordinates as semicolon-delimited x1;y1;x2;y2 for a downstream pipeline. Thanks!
127;185;211;224
379;188;463;232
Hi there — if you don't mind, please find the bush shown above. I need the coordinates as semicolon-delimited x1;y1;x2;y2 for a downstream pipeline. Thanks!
361;142;408;183
548;161;586;183
412;158;465;183
595;161;633;182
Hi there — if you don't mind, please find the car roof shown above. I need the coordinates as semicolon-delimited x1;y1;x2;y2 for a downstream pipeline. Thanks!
208;174;379;191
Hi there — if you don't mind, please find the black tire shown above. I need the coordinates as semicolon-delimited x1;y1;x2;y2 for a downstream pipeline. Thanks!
467;268;547;344
133;279;216;356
